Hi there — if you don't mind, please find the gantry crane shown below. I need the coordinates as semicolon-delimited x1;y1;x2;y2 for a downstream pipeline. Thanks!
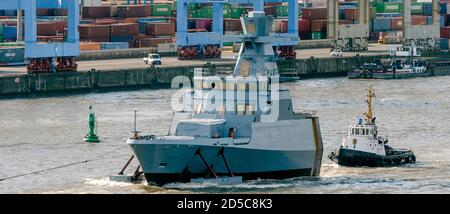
176;0;299;60
327;0;370;51
0;0;80;74
403;0;440;52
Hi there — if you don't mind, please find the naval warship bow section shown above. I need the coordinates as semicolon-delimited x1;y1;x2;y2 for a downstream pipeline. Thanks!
127;11;323;186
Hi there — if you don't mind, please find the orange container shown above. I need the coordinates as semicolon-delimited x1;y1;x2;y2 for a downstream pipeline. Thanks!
80;42;101;51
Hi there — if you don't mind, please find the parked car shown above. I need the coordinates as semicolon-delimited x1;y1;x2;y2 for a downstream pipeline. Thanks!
144;54;162;65
330;49;343;57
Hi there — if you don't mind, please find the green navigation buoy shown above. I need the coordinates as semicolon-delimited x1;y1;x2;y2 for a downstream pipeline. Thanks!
84;105;100;143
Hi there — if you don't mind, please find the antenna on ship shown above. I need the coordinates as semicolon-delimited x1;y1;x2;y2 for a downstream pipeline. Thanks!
132;110;140;139
364;84;376;125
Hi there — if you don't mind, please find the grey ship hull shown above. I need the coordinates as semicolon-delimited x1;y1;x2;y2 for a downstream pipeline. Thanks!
128;118;323;186
131;144;314;186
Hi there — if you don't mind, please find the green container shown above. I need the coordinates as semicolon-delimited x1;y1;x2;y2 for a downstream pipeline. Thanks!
202;7;213;18
230;8;245;19
151;4;172;17
276;5;288;17
223;8;231;18
0;47;25;64
374;2;403;13
223;42;233;46
173;1;177;11
411;2;424;15
188;3;200;11
311;32;325;40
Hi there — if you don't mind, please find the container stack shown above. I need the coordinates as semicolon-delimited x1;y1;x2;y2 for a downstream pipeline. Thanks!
440;0;450;49
302;7;327;39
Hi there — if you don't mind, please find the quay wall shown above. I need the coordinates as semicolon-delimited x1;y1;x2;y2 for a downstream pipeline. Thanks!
0;54;386;99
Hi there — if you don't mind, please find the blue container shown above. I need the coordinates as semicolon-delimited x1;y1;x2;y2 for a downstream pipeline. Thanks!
440;38;449;50
423;3;432;16
371;18;391;32
3;26;17;39
100;42;129;50
441;15;446;28
426;16;432;25
441;3;449;14
4;10;17;16
110;36;133;42
376;13;402;18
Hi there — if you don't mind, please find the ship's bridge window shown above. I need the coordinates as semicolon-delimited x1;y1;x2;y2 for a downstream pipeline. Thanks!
355;129;359;135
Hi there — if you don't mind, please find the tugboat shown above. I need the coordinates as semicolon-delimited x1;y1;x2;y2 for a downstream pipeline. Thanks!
126;11;323;186
348;46;431;79
328;84;416;167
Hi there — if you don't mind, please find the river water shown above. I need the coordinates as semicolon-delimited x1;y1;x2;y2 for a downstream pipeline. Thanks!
1;76;450;194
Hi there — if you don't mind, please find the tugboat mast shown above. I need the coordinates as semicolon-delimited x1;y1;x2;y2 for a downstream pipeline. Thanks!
364;84;375;124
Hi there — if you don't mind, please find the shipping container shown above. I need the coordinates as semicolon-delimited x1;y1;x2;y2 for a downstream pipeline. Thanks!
110;23;139;36
344;8;358;20
151;4;172;17
440;38;449;50
276;5;288;17
298;19;310;32
192;6;213;18
100;42;129;50
195;19;212;31
79;24;110;38
411;15;427;25
79;24;110;42
3;26;17;39
264;6;277;17
374;2;403;13
117;5;151;18
390;17;403;30
134;37;173;48
37;22;57;36
302;8;327;20
146;23;175;36
441;27;450;38
80;42;101;51
111;35;133;42
311;32;325;40
224;19;242;32
82;6;111;18
371;18;391;32
299;31;311;40
0;47;24;65
310;19;327;32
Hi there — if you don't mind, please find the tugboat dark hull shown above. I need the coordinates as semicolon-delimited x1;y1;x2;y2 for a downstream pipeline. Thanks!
328;148;416;167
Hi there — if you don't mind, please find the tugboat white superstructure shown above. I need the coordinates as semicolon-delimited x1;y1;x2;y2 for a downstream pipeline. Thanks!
328;85;416;167
127;11;323;186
